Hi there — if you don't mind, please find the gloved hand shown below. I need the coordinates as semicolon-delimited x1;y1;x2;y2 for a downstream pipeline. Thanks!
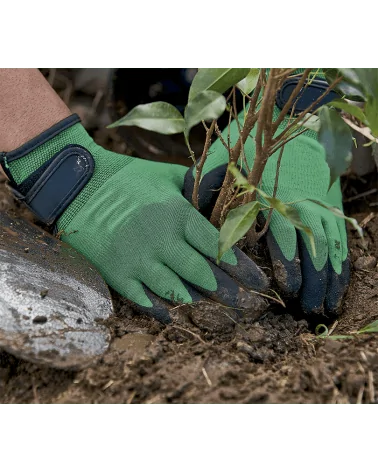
1;115;269;323
183;105;350;316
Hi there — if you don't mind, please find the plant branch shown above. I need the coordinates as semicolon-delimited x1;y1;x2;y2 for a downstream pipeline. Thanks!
272;68;297;80
255;144;285;239
209;71;263;226
272;75;343;145
245;69;280;198
270;127;308;155
184;133;196;165
192;120;216;210
214;122;230;151
242;69;292;244
271;69;312;135
255;88;301;239
232;87;250;173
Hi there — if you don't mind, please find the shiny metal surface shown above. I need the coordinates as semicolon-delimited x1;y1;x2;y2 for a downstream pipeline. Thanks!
0;212;113;369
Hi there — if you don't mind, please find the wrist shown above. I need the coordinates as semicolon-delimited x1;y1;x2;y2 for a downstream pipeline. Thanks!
0;115;97;225
0;114;133;230
1;115;90;185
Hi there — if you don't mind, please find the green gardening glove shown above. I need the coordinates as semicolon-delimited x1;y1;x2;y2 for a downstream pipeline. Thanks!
184;102;350;316
0;115;269;323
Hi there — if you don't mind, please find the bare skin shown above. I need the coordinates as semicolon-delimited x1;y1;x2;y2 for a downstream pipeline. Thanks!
0;69;70;178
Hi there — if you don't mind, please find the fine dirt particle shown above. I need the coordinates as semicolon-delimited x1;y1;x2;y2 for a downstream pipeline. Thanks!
272;259;288;287
354;255;377;270
112;333;156;355
186;302;236;338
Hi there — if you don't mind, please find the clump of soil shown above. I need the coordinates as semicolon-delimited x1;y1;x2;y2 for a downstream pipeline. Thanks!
0;70;377;403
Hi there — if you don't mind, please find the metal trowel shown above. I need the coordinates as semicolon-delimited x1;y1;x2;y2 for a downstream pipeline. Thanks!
0;211;113;369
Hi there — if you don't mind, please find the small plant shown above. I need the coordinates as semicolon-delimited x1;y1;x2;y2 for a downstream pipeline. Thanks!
108;68;376;261
316;319;378;340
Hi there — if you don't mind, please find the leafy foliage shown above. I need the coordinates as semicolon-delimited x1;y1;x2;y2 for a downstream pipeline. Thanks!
318;106;353;188
107;102;185;135
218;164;316;257
184;90;226;136
217;201;261;263
327;99;367;124
357;320;378;334
237;69;259;95
108;68;369;265
335;68;378;137
309;200;364;238
324;68;365;101
188;68;250;101
316;318;378;340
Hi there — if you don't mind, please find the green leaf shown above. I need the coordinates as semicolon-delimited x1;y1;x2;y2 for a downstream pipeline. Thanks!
318;107;353;188
228;164;316;257
358;320;378;334
315;325;353;339
324;69;365;101
107;102;185;135
184;91;226;136
365;97;378;137
327;99;367;123
259;196;316;257
227;163;253;189
337;68;361;85
327;335;354;340
188;68;250;101
316;324;353;339
315;324;329;336
298;113;321;132
351;69;378;99
217;201;261;264
309;200;364;238
237;69;259;95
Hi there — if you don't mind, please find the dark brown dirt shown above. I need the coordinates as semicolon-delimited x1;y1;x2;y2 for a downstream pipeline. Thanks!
0;188;377;403
0;69;377;403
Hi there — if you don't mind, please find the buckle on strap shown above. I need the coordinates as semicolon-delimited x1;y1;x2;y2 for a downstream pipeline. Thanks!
276;78;339;115
8;145;94;225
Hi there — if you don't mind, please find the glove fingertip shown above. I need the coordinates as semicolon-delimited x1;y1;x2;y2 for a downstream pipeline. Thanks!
266;230;302;297
219;246;270;293
128;285;173;325
324;257;351;315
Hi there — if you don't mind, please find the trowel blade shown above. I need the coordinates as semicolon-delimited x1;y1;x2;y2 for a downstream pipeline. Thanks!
0;211;113;369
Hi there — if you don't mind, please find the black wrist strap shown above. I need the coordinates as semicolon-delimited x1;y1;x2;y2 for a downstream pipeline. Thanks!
276;77;339;115
0;114;95;225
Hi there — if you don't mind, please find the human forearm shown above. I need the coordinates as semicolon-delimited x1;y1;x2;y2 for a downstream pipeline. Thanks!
0;69;70;153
